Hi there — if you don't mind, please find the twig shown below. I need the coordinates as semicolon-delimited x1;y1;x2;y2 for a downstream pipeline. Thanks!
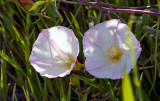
58;0;158;10
96;2;158;10
58;0;84;5
41;14;56;22
78;0;160;16
138;63;160;70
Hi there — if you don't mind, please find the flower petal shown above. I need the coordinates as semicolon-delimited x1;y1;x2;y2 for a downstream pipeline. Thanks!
116;22;142;60
83;35;109;71
86;62;123;79
83;20;120;52
29;26;79;78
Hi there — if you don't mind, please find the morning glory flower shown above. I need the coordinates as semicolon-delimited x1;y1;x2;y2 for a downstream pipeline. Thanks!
83;19;142;79
29;26;79;78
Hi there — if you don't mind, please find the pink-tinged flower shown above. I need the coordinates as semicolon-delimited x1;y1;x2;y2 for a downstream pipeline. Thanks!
83;19;142;79
29;26;79;78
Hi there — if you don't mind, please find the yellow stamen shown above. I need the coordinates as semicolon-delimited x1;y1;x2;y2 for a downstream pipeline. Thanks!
108;47;122;62
64;55;75;69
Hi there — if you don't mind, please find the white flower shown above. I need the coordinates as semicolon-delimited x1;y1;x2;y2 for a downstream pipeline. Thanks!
83;19;142;79
29;26;79;78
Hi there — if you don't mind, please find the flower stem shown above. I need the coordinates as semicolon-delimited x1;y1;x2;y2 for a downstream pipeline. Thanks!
78;0;160;16
138;63;160;70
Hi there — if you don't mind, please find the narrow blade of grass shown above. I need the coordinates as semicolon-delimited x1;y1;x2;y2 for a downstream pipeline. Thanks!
122;71;135;101
148;17;160;95
67;82;71;101
59;78;66;101
12;83;18;101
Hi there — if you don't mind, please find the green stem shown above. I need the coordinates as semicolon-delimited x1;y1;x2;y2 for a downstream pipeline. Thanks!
148;17;160;95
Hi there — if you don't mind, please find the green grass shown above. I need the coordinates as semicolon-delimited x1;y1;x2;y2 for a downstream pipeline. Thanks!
0;0;160;100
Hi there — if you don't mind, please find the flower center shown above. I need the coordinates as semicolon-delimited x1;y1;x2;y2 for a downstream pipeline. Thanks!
108;47;122;62
64;55;75;69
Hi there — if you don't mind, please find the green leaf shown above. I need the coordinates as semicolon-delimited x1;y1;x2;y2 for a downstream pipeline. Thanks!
143;26;160;35
46;79;58;100
73;75;103;91
82;86;91;101
43;78;47;101
0;49;8;101
0;51;22;72
30;1;46;11
70;13;80;31
142;88;151;101
148;17;160;95
67;82;71;101
63;11;76;31
158;0;160;11
96;11;102;24
135;19;142;39
22;81;30;101
59;79;66;101
122;71;135;101
108;81;116;101
142;14;150;26
12;83;18;101
47;0;63;23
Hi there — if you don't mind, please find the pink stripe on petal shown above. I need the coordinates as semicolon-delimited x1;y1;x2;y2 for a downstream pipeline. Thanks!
41;29;66;60
33;61;53;66
49;39;66;58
